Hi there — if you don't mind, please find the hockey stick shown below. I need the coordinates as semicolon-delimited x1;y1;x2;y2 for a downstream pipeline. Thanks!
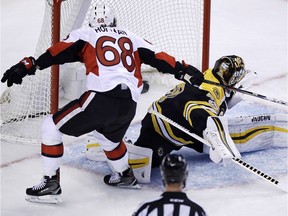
202;79;288;106
148;107;288;192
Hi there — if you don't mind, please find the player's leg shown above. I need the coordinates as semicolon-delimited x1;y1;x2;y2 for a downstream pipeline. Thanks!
85;127;153;184
90;88;140;188
26;91;100;203
84;112;170;183
44;87;139;189
93;130;140;188
134;113;181;168
86;112;180;175
25;114;63;204
25;91;112;203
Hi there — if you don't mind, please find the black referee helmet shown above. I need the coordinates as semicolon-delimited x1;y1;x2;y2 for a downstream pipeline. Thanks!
160;154;188;187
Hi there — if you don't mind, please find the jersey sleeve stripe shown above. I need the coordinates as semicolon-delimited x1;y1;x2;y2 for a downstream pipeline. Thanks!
154;52;176;68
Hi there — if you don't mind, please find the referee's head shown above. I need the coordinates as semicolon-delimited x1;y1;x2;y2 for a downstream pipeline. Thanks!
160;154;188;189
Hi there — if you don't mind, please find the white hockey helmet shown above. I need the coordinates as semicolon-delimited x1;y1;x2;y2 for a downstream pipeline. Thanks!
89;5;117;28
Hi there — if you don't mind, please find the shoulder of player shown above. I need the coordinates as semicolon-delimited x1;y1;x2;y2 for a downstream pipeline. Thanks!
203;69;218;82
133;196;163;213
201;69;225;93
141;195;163;205
84;26;133;36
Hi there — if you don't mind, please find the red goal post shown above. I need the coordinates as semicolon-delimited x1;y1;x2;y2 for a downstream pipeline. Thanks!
0;0;211;144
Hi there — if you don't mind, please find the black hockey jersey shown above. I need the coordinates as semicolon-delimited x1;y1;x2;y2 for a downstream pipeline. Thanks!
150;69;227;147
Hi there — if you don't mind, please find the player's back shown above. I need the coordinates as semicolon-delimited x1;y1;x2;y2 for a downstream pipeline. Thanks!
67;25;154;102
133;192;206;216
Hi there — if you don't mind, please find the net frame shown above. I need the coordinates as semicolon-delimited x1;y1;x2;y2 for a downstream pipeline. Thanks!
0;0;211;144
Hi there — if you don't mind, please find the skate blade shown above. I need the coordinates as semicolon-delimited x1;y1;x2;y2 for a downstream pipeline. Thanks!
25;195;62;204
117;182;141;189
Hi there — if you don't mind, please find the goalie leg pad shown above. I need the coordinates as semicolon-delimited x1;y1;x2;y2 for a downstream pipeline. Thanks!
92;130;129;173
86;133;107;161
126;142;153;183
203;116;241;165
228;113;288;153
86;139;153;183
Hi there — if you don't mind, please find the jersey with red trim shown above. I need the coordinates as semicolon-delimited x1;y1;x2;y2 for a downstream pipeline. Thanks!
35;26;181;102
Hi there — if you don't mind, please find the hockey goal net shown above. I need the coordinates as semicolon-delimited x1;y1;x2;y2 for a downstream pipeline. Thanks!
0;0;211;145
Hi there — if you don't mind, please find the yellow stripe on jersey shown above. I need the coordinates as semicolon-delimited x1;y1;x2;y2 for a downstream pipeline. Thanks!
200;69;226;108
231;126;288;144
151;102;193;146
150;103;163;137
184;101;217;127
211;117;236;156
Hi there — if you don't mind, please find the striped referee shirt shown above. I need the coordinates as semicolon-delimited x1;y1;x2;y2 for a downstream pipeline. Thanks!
132;192;207;216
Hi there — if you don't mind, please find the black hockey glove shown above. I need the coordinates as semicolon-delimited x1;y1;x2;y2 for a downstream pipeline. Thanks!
1;56;37;87
175;61;204;86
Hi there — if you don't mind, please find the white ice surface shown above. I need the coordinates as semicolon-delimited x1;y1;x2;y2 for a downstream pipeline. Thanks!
1;0;288;216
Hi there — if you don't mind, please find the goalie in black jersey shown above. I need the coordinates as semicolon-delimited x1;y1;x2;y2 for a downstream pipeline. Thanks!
133;55;247;167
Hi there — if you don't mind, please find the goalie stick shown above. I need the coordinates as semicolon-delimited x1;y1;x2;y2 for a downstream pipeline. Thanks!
202;79;288;107
148;107;288;192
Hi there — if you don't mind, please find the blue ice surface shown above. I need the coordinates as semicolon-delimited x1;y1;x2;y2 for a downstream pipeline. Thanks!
62;142;287;190
62;99;287;190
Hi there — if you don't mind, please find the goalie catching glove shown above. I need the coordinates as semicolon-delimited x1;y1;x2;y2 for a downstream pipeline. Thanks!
1;56;37;87
175;61;204;86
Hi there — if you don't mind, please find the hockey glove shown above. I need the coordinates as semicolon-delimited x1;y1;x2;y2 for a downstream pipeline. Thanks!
1;56;37;87
175;61;204;86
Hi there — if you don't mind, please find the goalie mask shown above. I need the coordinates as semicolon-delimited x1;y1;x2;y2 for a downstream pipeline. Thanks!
160;154;188;188
89;5;117;28
213;55;247;86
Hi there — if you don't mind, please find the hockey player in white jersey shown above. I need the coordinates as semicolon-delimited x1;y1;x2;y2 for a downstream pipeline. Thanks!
1;5;204;204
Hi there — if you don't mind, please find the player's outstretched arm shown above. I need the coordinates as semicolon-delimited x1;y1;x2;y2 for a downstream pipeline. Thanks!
138;47;204;86
1;57;37;87
174;61;204;86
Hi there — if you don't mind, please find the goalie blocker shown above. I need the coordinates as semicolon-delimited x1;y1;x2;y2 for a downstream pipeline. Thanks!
86;113;288;183
203;116;241;165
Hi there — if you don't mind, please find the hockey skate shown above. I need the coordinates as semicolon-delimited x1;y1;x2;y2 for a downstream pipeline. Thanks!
104;168;141;189
26;174;62;204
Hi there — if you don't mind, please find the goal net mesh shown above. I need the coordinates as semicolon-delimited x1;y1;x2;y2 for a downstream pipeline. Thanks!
1;0;208;144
